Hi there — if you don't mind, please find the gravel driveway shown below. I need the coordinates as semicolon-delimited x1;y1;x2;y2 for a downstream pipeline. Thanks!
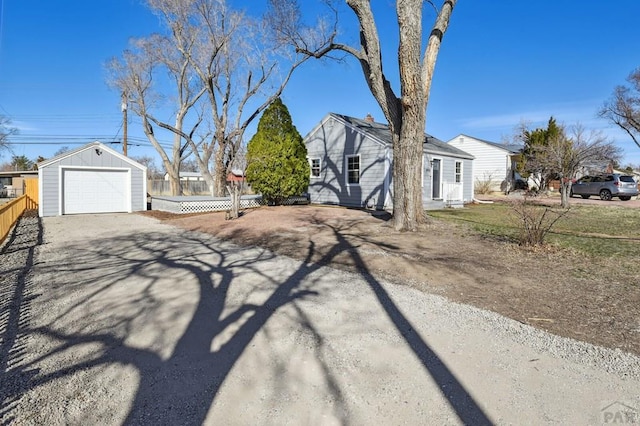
1;213;639;425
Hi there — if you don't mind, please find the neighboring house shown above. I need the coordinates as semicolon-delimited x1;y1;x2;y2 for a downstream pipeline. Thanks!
447;134;523;192
163;171;204;181
0;170;38;197
226;169;245;184
38;141;147;217
304;113;474;210
162;170;245;184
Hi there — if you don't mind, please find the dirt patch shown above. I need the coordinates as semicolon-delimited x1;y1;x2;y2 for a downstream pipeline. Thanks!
141;203;640;355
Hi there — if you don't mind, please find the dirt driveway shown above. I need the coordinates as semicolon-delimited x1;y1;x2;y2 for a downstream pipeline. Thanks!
1;213;638;424
160;198;640;357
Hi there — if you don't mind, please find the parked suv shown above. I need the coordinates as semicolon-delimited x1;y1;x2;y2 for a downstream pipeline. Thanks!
570;173;639;201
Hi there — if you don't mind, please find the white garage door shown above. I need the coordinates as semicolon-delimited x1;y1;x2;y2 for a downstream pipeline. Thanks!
63;169;129;214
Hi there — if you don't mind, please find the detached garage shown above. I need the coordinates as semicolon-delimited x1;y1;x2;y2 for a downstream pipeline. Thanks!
38;142;147;217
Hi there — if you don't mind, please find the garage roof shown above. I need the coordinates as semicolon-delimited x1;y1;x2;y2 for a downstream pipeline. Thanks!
38;141;147;170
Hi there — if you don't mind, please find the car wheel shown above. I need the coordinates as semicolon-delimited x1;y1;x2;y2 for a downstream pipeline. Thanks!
599;189;612;201
580;194;590;199
619;196;631;201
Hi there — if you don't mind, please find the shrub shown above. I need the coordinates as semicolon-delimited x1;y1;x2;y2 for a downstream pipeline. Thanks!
509;199;569;246
246;98;310;205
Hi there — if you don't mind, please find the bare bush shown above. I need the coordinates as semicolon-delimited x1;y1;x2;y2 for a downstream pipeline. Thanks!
475;172;495;194
509;199;569;246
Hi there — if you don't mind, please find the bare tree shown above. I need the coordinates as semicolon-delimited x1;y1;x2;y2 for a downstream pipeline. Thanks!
273;0;457;231
53;146;70;157
131;155;164;179
600;67;640;150
108;33;206;196
528;123;620;208
0;116;17;158
144;0;321;197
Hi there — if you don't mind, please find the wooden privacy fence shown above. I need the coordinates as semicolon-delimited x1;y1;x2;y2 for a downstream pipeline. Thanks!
0;178;38;245
0;196;27;244
24;178;38;210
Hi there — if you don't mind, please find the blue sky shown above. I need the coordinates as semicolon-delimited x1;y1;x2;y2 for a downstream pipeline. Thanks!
1;0;640;167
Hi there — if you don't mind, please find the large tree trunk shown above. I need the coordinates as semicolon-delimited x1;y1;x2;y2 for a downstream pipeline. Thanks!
213;146;227;197
392;126;425;231
392;0;428;230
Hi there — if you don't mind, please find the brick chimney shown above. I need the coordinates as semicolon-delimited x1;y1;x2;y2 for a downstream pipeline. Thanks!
364;113;374;123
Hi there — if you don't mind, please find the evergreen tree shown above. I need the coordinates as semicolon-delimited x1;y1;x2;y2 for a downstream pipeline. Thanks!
246;98;309;205
518;117;562;191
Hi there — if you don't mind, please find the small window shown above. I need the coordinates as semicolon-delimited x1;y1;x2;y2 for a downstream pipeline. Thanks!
346;155;360;185
620;176;636;183
455;161;462;183
309;158;321;178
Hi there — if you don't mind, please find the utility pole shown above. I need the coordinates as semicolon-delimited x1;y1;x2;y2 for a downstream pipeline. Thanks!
121;92;128;156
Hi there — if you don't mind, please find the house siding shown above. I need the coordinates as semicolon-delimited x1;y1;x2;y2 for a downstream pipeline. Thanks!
306;116;389;209
448;135;514;191
304;114;474;211
422;155;473;209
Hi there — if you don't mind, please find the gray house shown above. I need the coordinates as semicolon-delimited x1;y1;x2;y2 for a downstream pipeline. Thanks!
304;113;474;210
38;141;147;217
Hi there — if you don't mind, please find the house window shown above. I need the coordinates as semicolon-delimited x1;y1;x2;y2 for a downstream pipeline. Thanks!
346;155;360;185
455;161;462;183
309;158;321;178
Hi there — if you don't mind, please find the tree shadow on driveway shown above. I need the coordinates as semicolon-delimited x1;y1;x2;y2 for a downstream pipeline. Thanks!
3;214;492;424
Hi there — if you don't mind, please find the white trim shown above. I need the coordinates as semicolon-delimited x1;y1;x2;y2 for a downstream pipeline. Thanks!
142;168;148;211
308;157;322;179
38;168;43;217
455;160;463;185
39;142;147;172
345;154;361;186
59;166;132;215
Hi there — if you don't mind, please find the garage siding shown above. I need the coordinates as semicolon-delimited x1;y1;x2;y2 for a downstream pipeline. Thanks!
131;168;145;211
40;167;59;217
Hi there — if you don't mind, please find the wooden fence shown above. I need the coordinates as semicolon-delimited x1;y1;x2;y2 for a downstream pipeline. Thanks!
24;178;38;210
0;196;27;245
0;178;38;245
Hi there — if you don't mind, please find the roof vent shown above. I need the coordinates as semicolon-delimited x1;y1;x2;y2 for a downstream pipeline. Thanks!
365;113;374;123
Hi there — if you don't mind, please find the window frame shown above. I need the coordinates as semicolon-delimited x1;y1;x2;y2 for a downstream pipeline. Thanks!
309;157;321;178
454;160;463;184
345;154;360;186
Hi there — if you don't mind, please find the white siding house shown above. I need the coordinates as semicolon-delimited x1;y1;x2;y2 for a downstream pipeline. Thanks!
304;113;475;210
447;134;523;192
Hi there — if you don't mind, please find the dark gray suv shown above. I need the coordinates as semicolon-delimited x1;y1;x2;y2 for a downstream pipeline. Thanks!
570;173;639;201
